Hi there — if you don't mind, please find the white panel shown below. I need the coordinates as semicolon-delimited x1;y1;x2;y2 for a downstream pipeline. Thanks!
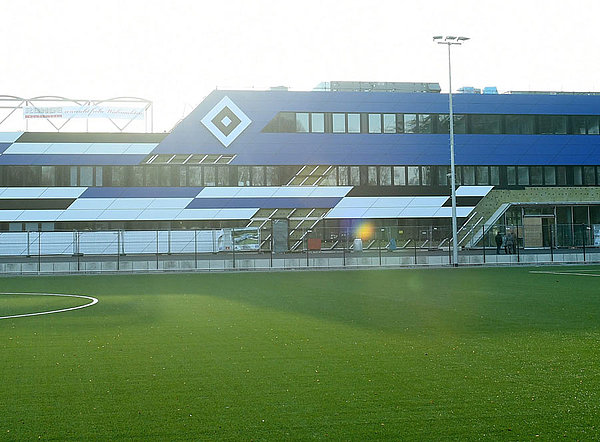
456;185;494;197
16;210;62;222
272;187;316;197
0;232;28;256
40;187;88;198
175;209;222;220
84;143;131;154
168;230;196;253
235;187;278;197
196;187;241;198
57;209;106;221
362;208;403;218
40;232;73;255
0;210;24;221
370;197;414;208
0;132;23;143
306;186;353;197
433;207;475;218
3;143;51;154
68;198;115;210
107;198;153;210
399;207;440;218
79;231;118;255
136;209;184;220
45;143;93;154
333;197;377;208
96;210;144;220
325;207;368;219
0;188;47;198
146;198;193;209
409;197;449;207
214;208;258;220
123;143;159;154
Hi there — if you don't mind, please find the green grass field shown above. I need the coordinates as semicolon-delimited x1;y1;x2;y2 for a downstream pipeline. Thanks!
1;267;600;440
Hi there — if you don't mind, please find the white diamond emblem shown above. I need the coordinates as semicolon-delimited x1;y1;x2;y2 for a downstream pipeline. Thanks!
201;96;251;147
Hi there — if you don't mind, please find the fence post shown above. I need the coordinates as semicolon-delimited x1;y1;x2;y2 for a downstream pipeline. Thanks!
270;227;273;268
482;225;486;264
378;228;382;266
194;230;198;269
516;224;520;263
343;229;346;267
582;226;586;262
414;235;417;265
306;229;309;267
38;231;41;273
156;230;159;270
117;230;120;271
448;235;451;266
550;229;554;262
232;227;236;269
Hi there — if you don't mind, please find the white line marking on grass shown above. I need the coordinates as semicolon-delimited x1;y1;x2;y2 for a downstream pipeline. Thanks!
0;293;98;320
529;271;600;277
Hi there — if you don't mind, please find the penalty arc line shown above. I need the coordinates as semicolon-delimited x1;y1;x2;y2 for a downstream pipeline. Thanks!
0;293;98;320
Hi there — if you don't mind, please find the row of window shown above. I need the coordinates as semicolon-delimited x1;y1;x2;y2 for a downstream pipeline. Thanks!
263;112;600;135
0;165;599;188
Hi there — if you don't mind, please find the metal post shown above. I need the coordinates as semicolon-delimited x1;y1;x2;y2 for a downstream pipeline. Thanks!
270;228;273;268
448;42;459;267
194;230;198;269
117;230;120;271
378;229;382;266
306;230;309;267
232;227;236;269
343;229;346;267
582;226;586;262
550;229;554;262
414;235;417;265
38;231;41;273
156;230;159;270
516;224;520;263
482;225;486;264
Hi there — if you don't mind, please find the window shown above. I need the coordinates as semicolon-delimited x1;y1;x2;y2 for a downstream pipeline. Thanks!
348;114;361;133
238;166;250;186
490;166;500;185
463;166;475;185
350;166;360;185
70;166;78;186
204;166;216;186
571;116;587;134
368;114;381;133
453;114;467;134
80;166;94;186
394;166;406;185
438;166;449;186
95;167;103;186
544;166;556;185
587;116;600;134
437;114;449;134
573;166;583;185
418;114;432;134
407;166;419;185
517;166;529;185
311;113;324;133
379;166;392;185
252;166;265;186
383;114;396;133
471;114;501;134
367;166;378;185
421;166;431;185
296;113;309;132
530;166;543;185
332;113;346;133
507;166;516;185
279;112;296;132
404;114;417;133
557;166;567;185
41;166;55;186
338;166;349;185
266;166;278;186
476;166;489;185
505;115;534;134
538;115;567;134
188;166;202;185
584;166;595;185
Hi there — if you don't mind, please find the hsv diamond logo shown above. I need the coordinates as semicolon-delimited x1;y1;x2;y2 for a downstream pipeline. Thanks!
201;96;251;147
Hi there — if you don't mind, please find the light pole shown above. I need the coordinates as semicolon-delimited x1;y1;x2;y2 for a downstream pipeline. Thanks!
433;35;469;266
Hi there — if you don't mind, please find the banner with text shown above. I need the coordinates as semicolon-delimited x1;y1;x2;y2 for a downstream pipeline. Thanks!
23;106;145;120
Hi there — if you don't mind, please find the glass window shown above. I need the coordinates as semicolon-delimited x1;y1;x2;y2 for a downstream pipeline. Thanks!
159;166;173;186
188;166;202;185
383;114;396;133
418;114;432;133
394;166;406;185
338;166;349;185
517;166;529;185
41;166;55;186
350;166;360;185
407;166;419;185
538;115;567;134
421;166;431;185
544;166;556;185
574;166;583;185
95;167;103;186
266;166;278;186
80;166;94;186
453;114;467;134
296;113;309;132
557;166;567;185
584;166;595;185
367;166;378;185
396;114;404;133
215;167;228;186
571;116;587;134
470;114;501;134
530;166;543;185
573;206;588;225
238;166;250;186
332;113;346;133
379;166;392;185
311;113;324;133
463;166;475;185
505;115;534;134
131;166;144;186
347;114;361;133
587;116;599;134
204;166;216;186
321;168;337;185
437;114;449;134
404;114;417;133
476;166;488;185
70;166;78;186
438;166;449;186
490;166;500;185
279;112;296;132
368;114;381;133
177;167;187;186
252;166;265;186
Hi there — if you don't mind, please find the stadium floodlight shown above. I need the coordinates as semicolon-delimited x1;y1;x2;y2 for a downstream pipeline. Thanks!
434;35;470;266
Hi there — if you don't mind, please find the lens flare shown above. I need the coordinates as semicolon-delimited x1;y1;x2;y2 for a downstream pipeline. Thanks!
355;222;375;240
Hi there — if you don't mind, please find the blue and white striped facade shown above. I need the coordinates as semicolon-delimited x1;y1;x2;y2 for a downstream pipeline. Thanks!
2;87;600;231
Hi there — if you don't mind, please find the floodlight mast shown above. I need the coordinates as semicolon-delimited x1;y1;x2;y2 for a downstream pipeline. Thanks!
434;35;470;266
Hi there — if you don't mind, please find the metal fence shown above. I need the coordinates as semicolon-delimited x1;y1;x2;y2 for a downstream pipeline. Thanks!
1;223;599;274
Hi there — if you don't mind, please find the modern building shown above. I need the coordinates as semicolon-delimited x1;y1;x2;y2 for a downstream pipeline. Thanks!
2;83;600;250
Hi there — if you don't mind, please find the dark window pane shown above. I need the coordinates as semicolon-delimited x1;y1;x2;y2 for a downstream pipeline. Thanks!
453;114;467;134
574;166;583;185
418;114;432;133
544;166;556;185
584;166;595;185
394;166;406;185
476;166;488;185
438;166;449;186
404;114;417;133
490;166;500;185
379;166;392;185
507;166;516;185
470;114;501;134
396;114;404;133
530;166;543;185
517;166;529;185
437;114;449;134
463;166;475;185
421;166;431;185
505;115;534;134
407;166;419;185
383;114;396;133
587;116;599;134
557;166;567;185
238;166;250;186
571;116;587;134
538;115;567;134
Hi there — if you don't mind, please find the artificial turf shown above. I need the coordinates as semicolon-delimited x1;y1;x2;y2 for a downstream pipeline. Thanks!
1;266;600;440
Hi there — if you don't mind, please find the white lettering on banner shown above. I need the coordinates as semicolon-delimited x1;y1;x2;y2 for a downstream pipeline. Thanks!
23;106;145;120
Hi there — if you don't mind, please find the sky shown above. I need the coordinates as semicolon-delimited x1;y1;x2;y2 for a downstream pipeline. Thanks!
1;0;599;132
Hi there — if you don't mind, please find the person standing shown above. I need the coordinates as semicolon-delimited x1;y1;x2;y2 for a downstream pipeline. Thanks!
505;231;515;254
495;231;503;254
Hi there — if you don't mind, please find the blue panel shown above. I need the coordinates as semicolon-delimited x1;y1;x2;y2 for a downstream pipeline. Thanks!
0;143;11;154
186;197;342;209
0;154;147;166
80;187;203;198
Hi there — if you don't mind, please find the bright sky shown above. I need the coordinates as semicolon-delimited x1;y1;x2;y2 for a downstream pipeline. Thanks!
2;0;599;132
